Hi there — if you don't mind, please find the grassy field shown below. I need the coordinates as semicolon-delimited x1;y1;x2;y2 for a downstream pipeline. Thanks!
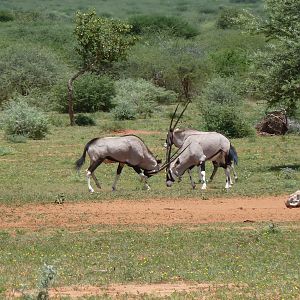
0;104;299;205
1;223;300;298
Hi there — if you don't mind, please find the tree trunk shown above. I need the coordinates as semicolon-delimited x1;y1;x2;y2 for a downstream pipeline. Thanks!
67;69;87;126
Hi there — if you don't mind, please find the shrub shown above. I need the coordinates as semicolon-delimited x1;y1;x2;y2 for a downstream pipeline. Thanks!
74;114;96;126
216;8;241;29
128;15;198;39
200;103;254;138
112;78;177;119
112;102;137;120
210;48;249;76
201;77;240;105
55;74;115;113
0;45;60;101
0;10;14;22
1;99;49;140
199;77;253;138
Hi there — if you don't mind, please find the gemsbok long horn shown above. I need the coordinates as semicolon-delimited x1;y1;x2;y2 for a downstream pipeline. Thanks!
166;100;191;164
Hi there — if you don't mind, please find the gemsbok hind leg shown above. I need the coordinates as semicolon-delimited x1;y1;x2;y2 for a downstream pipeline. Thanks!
198;163;207;190
112;163;125;191
224;166;232;190
231;163;238;182
209;162;219;182
86;159;104;193
187;167;196;189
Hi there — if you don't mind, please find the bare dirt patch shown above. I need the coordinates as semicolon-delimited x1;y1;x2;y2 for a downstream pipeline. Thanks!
1;195;299;230
8;282;247;299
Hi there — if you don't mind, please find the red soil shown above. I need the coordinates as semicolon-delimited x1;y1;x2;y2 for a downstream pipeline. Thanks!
1;195;299;230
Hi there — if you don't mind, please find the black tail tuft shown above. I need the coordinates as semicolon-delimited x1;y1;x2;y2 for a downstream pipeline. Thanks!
75;154;86;171
75;138;98;171
229;144;238;165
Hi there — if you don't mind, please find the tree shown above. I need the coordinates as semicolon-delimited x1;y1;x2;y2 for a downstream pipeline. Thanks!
242;0;300;116
67;11;136;125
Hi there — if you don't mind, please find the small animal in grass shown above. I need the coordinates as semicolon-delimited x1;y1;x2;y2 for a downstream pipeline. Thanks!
54;193;65;204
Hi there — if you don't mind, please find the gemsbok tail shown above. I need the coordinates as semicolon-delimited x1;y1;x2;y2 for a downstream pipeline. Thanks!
75;138;98;171
229;144;238;165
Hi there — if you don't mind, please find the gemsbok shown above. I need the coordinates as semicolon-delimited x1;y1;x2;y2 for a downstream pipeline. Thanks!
76;135;182;193
165;102;238;189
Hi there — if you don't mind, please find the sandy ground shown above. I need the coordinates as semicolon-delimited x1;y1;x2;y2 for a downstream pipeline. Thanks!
1;195;299;230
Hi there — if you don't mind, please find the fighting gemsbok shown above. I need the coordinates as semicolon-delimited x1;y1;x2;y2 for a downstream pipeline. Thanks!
165;102;238;189
76;135;182;193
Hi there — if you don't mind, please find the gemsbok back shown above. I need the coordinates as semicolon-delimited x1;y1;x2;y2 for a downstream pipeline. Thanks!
76;135;180;193
166;102;238;189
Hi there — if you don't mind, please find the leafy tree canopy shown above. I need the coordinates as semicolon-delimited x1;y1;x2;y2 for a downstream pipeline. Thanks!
74;10;136;69
241;0;300;116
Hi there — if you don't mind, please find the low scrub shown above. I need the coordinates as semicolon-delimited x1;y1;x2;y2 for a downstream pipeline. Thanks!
216;8;241;29
74;114;96;126
0;10;14;22
1;99;49;140
198;77;253;138
0;45;60;102
112;78;177;120
128;15;198;39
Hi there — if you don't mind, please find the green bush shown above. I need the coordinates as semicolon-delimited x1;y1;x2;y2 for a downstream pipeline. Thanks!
0;45;60;102
55;74;116;113
74;114;96;126
201;77;240;105
112;78;177;119
1;99;49;140
210;48;249;76
128;15;198;39
0;10;14;22
200;104;254;138
199;77;253;138
216;8;241;29
112;102;137;120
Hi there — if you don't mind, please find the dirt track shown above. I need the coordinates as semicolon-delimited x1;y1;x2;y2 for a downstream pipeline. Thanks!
1;195;299;230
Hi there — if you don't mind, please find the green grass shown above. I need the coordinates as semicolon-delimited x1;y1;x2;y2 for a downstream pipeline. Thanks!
1;224;300;298
0;105;299;205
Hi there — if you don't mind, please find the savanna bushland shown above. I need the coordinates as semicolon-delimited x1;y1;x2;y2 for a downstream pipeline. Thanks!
0;0;300;299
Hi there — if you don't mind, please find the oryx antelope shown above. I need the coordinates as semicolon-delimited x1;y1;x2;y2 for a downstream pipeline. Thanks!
166;134;237;189
166;102;238;189
76;135;179;193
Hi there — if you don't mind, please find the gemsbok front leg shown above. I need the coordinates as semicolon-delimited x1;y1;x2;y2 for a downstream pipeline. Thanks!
133;166;151;190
